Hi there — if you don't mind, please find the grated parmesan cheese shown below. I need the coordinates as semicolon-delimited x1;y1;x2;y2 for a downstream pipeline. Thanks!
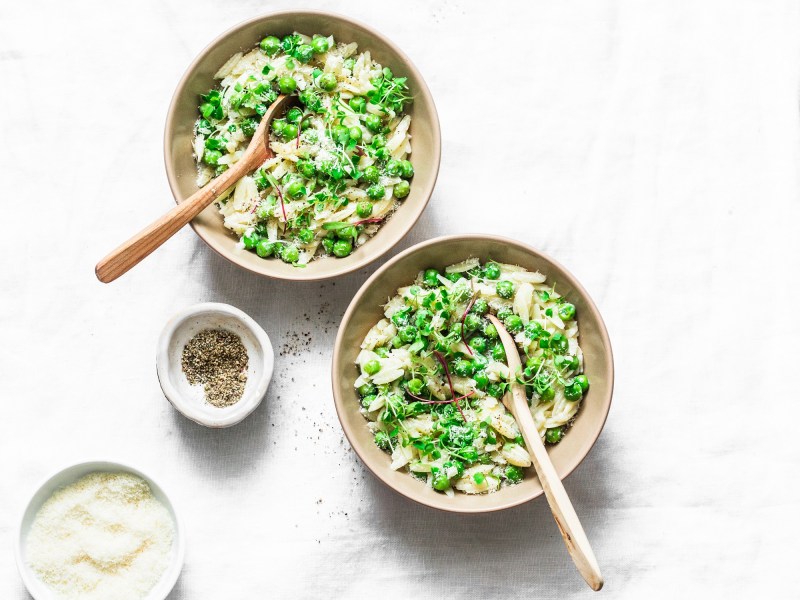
26;472;174;599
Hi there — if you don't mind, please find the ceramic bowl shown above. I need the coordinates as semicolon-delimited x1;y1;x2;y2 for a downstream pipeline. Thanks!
331;234;614;513
164;10;441;280
156;302;274;427
15;460;185;600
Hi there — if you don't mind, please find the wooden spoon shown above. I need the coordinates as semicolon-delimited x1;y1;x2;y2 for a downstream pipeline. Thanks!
95;94;295;283
487;314;603;591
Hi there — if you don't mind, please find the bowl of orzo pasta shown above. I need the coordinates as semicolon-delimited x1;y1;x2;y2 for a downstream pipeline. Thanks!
332;235;614;513
164;11;440;280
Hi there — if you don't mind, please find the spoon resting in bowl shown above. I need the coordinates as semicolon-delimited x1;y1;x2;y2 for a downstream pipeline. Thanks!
95;94;295;283
487;314;603;591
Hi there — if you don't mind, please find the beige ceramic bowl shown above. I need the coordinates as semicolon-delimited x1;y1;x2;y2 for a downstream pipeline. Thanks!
164;11;441;280
332;235;614;513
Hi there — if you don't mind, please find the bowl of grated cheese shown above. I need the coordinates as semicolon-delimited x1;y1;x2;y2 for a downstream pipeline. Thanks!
15;461;185;600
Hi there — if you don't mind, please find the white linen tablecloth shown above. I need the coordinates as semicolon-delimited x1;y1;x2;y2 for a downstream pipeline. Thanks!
1;1;798;597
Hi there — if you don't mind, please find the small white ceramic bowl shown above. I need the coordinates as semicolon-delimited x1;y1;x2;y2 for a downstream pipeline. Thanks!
15;460;185;600
157;302;274;428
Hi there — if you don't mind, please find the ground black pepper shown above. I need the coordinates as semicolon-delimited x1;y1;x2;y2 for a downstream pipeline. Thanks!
181;329;248;408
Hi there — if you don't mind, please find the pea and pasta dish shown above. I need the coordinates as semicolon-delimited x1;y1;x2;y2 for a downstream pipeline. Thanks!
354;259;590;495
193;32;414;266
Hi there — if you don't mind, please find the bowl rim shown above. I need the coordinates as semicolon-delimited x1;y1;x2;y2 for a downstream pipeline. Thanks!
156;302;275;428
331;233;615;513
14;459;186;600
163;9;442;281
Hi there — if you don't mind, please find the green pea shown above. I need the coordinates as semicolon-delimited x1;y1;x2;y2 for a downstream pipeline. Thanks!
432;474;450;491
349;126;363;142
574;375;590;392
337;225;357;240
375;347;390;358
367;184;385;200
473;370;489;390
400;160;414;178
445;272;463;283
423;269;440;288
333;239;353;257
299;90;321;111
526;356;543;373
545;427;564;444
393;181;410;198
505;465;523;483
363;165;380;184
471;298;489;316
399;325;417;343
484;323;498;339
491;344;506;361
371;134;387;148
242;232;260;249
260;36;280;55
343;58;355;70
271;119;287;137
361;394;376;409
240;118;258;138
496;280;515;299
525;321;543;339
374;431;390;449
406;378;424;395
281;123;299;140
469;336;487;353
365;114;382;133
504;314;523;333
322;237;335;254
294;160;314;179
350;96;367;113
464;314;482;333
358;382;376;397
496;308;513;321
278;76;297;94
356;202;373;218
203;149;222;166
486;383;505;399
280;245;300;263
391;335;403;349
286;107;303;124
564;380;584;401
483;262;501;280
311;36;330;53
295;44;314;63
286;180;305;198
386;159;403;176
364;359;381;375
331;124;348;144
255;239;275;258
317;72;337;91
297;228;314;244
550;333;568;354
558;303;576;320
452;359;474;377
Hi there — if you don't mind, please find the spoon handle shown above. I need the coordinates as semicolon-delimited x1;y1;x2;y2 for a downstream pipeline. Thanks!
487;315;603;591
95;160;252;283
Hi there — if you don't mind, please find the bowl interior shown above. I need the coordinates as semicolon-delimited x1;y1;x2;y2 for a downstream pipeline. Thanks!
158;304;273;427
165;11;440;280
16;461;184;600
332;235;613;513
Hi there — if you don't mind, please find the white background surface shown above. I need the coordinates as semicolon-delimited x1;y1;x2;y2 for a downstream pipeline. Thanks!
1;1;798;597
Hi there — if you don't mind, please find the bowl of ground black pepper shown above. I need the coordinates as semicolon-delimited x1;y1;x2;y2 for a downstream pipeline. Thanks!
157;303;274;427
